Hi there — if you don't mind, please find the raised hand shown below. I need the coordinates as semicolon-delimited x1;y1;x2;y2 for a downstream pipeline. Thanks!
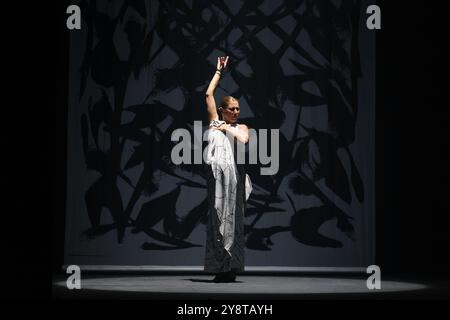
216;56;229;71
206;56;229;122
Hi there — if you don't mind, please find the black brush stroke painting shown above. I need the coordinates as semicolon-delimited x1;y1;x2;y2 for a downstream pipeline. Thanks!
65;0;374;267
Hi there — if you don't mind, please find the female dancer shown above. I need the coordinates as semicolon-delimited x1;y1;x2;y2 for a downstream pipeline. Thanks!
203;56;252;283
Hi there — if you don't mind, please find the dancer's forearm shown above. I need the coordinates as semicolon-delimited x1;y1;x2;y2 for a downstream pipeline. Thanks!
224;125;249;144
206;70;221;95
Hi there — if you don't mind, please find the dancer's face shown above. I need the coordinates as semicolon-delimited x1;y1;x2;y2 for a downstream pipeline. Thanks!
221;101;240;124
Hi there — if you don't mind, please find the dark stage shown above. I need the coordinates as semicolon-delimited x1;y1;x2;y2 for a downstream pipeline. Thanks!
52;273;450;300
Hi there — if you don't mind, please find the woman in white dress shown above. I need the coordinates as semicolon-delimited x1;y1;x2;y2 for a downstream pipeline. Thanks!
203;56;252;283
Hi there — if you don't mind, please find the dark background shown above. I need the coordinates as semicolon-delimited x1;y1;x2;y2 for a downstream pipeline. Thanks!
3;1;449;299
375;1;450;276
62;0;376;267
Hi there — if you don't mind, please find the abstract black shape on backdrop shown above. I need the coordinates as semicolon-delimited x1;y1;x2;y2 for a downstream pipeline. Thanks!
76;0;365;250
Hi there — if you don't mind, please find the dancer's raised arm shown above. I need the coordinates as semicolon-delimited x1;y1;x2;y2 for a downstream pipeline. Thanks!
205;56;229;122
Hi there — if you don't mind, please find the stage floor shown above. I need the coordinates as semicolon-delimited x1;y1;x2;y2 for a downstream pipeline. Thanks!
52;274;450;299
